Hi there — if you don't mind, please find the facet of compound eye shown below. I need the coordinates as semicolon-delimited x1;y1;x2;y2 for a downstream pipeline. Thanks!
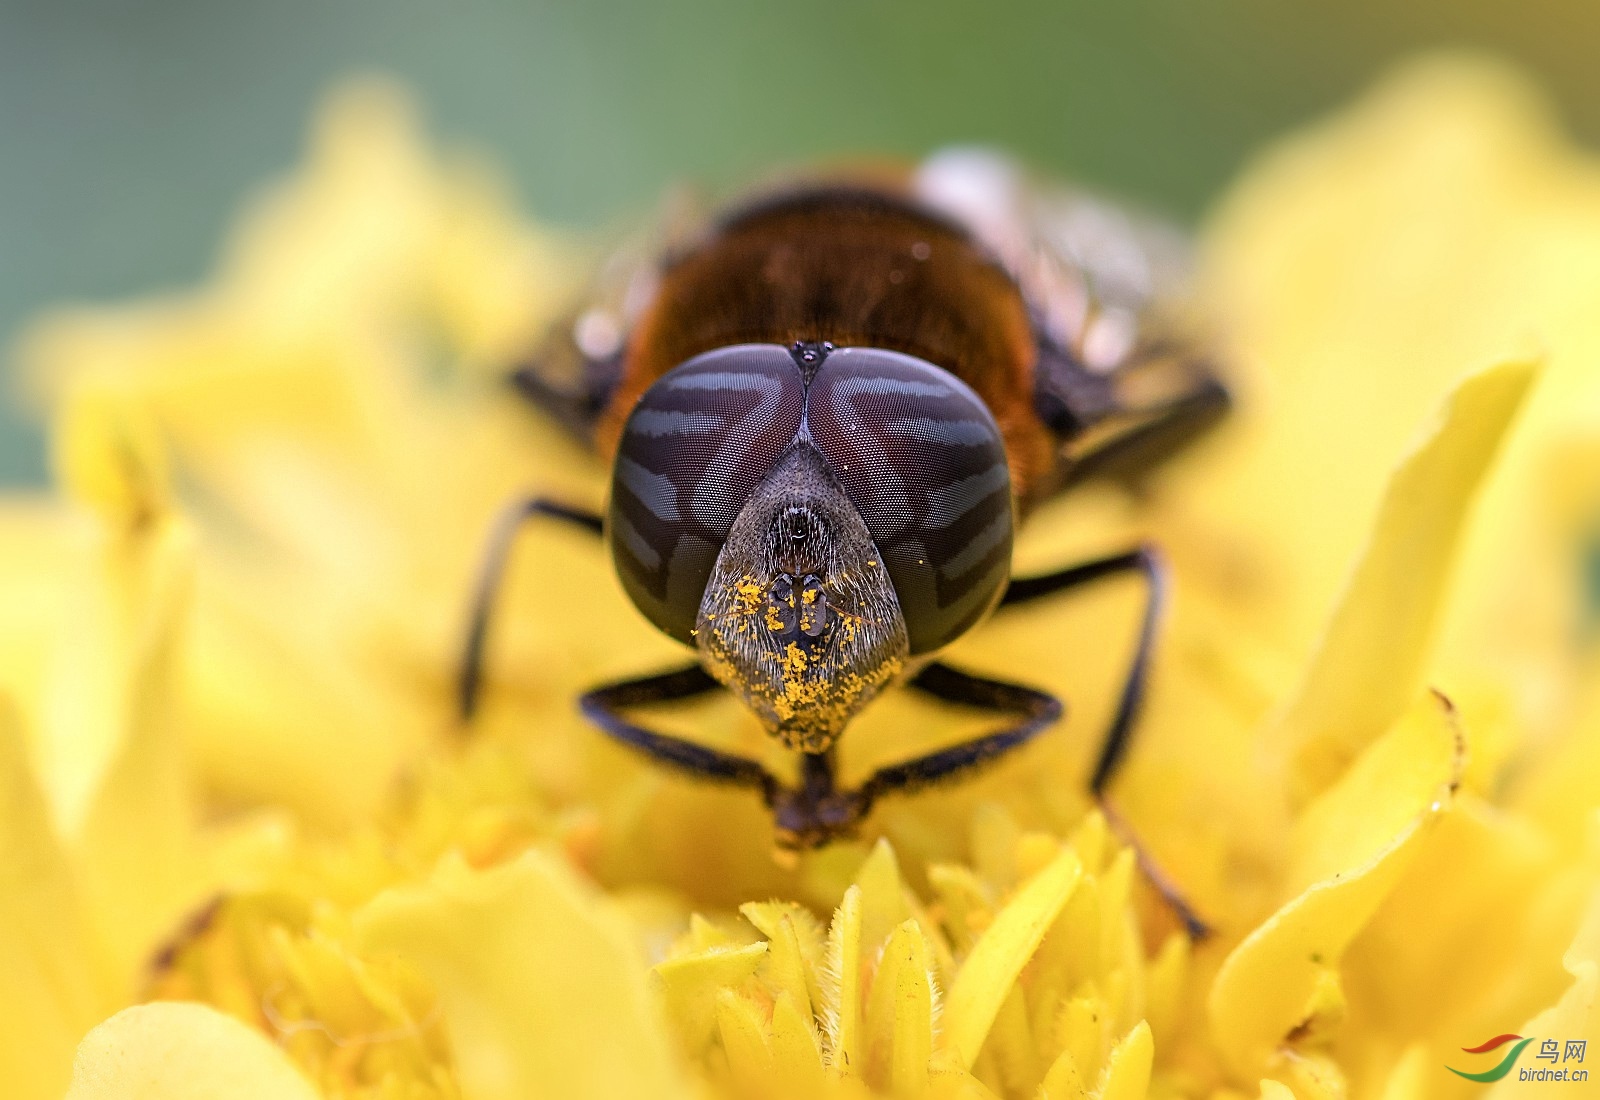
806;347;1013;654
607;344;805;643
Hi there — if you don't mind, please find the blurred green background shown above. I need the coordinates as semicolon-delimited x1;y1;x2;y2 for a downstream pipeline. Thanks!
3;0;1598;486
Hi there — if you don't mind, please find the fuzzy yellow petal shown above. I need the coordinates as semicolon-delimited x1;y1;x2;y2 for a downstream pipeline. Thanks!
825;884;866;1075
742;900;824;1017
1036;1047;1088;1100
1274;358;1536;806
355;850;691;1100
1210;691;1464;1079
64;1001;319;1100
770;990;828;1093
1055;992;1111;1090
1095;1020;1153;1100
865;920;937;1095
945;846;1083;1068
717;988;774;1090
655;940;770;1056
0;696;108;1100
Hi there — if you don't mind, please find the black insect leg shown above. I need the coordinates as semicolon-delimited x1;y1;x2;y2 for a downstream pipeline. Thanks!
999;545;1209;937
1060;373;1230;491
770;750;864;852
579;665;781;797
1098;795;1209;939
1000;545;1164;792
854;663;1063;802
458;496;604;720
763;664;1061;850
1034;340;1229;493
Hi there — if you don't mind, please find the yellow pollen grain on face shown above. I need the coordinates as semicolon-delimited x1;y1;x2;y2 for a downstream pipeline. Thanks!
781;642;808;680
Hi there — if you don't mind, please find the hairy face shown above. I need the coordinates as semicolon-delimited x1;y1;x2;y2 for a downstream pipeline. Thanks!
695;444;909;752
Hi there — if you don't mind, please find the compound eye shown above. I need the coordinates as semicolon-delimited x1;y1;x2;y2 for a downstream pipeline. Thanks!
808;347;1013;654
607;345;805;643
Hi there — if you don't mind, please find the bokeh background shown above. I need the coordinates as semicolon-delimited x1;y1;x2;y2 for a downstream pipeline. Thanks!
4;0;1599;485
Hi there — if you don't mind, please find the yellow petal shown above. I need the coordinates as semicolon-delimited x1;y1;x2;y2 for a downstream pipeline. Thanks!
750;908;815;1021
654;939;769;1057
1342;793;1565;1049
0;694;107;1100
1196;57;1565;652
1487;877;1600;1100
355;850;690;1100
1095;1020;1153;1100
52;384;169;532
865;920;937;1095
928;863;993;952
1037;1047;1088;1100
1287;691;1465;895
716;988;774;1090
31;384;206;996
945;846;1083;1068
770;990;828;1093
1274;358;1536;806
72;517;206;996
854;838;915;962
824;884;865;1075
1143;933;1189;1049
742;900;825;1017
64;1001;319;1100
1199;53;1600;775
1210;690;1464;1078
1378;1045;1429;1100
1055;992;1112;1089
985;986;1040;1095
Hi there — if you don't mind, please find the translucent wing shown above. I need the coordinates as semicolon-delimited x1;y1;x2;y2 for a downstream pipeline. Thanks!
912;148;1227;491
510;185;715;441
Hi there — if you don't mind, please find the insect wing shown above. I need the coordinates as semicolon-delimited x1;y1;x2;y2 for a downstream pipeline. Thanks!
914;149;1227;487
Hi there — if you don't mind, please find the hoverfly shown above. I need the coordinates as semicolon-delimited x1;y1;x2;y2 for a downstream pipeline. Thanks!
460;151;1225;928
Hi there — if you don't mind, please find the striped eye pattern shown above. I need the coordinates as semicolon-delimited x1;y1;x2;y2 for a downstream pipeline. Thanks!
608;345;804;643
807;348;1013;654
609;343;1013;655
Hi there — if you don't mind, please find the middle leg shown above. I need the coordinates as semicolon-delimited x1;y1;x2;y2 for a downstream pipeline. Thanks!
999;544;1209;936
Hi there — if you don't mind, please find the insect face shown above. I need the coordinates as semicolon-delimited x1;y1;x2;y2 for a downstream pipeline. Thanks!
695;442;908;752
606;341;1016;749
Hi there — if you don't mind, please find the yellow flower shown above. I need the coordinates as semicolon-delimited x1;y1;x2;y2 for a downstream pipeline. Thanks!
0;53;1596;1100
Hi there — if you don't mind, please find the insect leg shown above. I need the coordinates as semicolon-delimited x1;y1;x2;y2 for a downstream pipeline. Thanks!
764;665;1060;849
1060;372;1229;491
999;544;1164;794
458;495;605;720
1099;795;1210;939
857;663;1064;801
997;545;1210;936
580;665;779;795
